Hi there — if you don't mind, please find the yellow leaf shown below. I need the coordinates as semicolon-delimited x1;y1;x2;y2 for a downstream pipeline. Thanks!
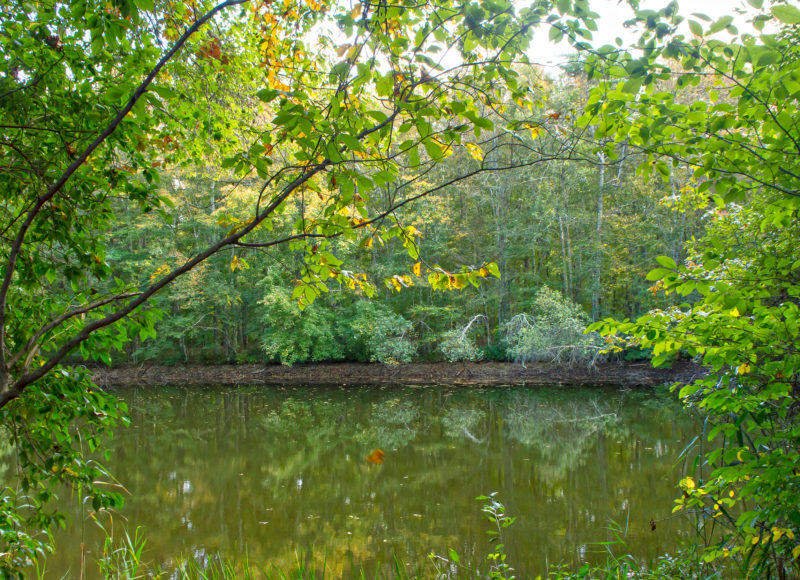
413;262;421;277
465;142;483;162
150;264;170;282
681;476;696;490
793;544;800;559
365;237;373;248
432;138;453;158
730;307;740;317
738;363;751;375
530;126;541;140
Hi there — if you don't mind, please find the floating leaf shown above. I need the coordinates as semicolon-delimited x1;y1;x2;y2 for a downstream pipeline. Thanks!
365;449;385;464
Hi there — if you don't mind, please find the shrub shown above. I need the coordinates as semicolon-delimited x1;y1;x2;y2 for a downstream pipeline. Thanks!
347;301;416;364
259;290;344;365
505;286;603;367
439;329;484;362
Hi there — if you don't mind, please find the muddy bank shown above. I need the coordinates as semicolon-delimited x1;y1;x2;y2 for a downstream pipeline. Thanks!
90;360;705;388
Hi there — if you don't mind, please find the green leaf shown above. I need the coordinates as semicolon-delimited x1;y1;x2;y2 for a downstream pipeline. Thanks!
708;15;733;34
646;268;671;281
366;110;388;123
408;144;420;167
655;255;677;269
150;85;176;99
448;548;460;563
256;88;280;103
423;139;443;161
106;85;127;102
485;262;501;278
622;77;642;94
772;4;800;24
688;20;703;37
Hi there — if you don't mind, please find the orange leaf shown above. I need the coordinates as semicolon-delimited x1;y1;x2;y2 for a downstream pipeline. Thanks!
365;448;385;464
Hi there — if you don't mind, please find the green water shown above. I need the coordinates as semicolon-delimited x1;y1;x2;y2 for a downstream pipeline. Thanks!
46;384;700;578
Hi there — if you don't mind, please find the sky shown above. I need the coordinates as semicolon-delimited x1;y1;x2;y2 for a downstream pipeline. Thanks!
312;0;769;78
527;0;765;70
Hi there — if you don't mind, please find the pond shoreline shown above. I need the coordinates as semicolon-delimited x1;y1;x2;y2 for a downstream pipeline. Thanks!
90;360;705;388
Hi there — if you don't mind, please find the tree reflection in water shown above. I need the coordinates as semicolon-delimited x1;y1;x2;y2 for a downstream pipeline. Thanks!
46;385;699;578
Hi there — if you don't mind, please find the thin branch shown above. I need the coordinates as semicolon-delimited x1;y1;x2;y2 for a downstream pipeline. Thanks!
0;124;93;135
8;292;142;371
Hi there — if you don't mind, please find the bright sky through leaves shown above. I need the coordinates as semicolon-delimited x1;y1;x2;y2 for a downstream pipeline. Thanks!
528;0;768;70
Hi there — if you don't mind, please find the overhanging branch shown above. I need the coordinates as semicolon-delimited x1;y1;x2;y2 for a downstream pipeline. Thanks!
0;0;250;388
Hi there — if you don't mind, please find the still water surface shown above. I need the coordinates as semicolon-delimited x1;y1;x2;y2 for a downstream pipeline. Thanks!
48;384;699;578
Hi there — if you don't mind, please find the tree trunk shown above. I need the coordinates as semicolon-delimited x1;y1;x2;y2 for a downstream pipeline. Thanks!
560;166;573;299
592;151;605;321
558;215;570;297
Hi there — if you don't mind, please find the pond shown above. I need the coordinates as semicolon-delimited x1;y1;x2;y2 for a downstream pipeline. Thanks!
46;384;700;578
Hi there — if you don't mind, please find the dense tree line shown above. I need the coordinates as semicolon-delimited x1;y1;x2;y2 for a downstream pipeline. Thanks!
99;76;704;366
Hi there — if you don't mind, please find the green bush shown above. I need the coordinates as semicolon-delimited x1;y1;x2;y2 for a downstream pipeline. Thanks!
481;341;509;362
259;290;344;365
505;287;603;367
439;329;484;362
347;301;416;364
595;196;800;577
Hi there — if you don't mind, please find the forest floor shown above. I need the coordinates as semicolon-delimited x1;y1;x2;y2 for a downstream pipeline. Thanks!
90;360;705;388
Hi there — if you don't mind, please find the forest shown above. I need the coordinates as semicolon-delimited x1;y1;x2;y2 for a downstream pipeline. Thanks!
104;67;701;368
1;0;799;577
